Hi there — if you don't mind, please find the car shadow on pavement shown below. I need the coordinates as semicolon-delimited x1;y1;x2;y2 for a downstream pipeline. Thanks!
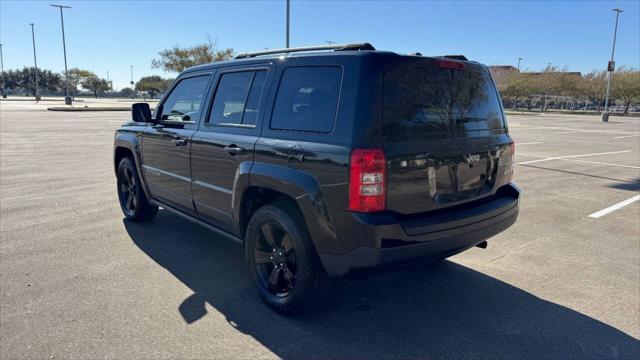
124;211;639;359
608;177;640;192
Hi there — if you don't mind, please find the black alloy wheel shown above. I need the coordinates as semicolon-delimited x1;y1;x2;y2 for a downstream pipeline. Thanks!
119;166;138;216
245;202;328;314
254;221;297;297
116;157;158;222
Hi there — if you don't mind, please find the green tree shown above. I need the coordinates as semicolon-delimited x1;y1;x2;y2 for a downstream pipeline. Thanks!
67;68;95;97
2;67;62;96
613;67;640;114
135;76;171;98
152;39;233;73
118;87;135;98
81;75;112;98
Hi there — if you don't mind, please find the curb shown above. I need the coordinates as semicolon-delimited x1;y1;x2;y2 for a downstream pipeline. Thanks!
504;109;640;118
47;106;155;112
505;112;540;116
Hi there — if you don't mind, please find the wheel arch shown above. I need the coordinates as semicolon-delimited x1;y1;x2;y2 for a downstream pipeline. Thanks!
114;147;134;174
114;132;153;202
239;187;304;241
235;163;339;255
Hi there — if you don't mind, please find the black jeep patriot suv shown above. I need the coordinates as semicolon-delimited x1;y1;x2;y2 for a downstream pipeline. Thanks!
114;43;520;313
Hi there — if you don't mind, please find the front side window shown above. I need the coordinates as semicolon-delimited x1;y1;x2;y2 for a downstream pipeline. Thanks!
271;67;342;133
160;75;210;122
208;70;268;126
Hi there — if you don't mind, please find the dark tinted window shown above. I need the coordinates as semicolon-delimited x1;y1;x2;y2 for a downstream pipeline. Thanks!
383;65;505;141
242;71;268;126
161;76;209;122
209;72;253;125
271;67;342;133
208;70;267;126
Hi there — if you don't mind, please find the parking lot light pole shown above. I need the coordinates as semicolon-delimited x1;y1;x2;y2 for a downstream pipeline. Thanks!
601;8;623;123
29;23;40;101
517;57;522;72
285;0;290;48
51;4;72;105
130;65;135;99
0;43;5;98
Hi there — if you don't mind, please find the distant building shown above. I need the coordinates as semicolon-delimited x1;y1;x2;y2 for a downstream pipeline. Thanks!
488;65;519;73
526;71;582;77
488;65;581;78
489;65;581;93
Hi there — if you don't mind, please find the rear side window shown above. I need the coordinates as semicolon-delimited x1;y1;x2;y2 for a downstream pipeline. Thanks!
208;70;268;127
160;75;209;122
242;71;267;126
271;67;342;133
383;65;505;141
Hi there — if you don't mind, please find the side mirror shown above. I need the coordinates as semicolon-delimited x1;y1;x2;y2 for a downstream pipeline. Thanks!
132;103;151;122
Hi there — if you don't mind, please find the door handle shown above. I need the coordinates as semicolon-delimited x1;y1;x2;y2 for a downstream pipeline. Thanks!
171;138;188;146
224;145;246;156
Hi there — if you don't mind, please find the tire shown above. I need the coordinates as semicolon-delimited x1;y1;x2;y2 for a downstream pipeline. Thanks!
245;201;328;314
116;157;158;222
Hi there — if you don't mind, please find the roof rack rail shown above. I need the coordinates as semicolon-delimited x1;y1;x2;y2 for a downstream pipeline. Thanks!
439;55;468;61
235;43;375;59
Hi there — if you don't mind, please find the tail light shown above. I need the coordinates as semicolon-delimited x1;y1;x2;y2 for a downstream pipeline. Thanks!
349;149;386;212
509;140;515;182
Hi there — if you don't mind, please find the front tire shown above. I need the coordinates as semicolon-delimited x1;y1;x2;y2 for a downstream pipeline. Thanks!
245;202;328;314
117;157;158;222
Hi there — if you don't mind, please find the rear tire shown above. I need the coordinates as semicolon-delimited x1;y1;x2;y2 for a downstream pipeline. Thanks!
117;157;158;222
245;201;328;314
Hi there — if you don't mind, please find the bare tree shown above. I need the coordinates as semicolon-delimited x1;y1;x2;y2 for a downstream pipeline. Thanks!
580;71;607;110
613;67;640;114
152;38;233;73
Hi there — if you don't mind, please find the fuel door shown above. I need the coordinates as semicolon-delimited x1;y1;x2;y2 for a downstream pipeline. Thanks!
287;144;305;168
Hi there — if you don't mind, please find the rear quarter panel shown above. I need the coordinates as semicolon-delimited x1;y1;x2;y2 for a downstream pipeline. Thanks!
249;54;380;253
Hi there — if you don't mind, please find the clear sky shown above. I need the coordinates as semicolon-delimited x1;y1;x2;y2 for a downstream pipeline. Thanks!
1;0;638;90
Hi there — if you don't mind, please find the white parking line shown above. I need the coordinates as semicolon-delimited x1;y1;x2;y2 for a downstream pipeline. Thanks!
517;153;639;169
517;150;632;165
516;142;544;146
588;195;640;218
510;124;636;136
516;154;546;158
612;134;640;139
565;159;640;169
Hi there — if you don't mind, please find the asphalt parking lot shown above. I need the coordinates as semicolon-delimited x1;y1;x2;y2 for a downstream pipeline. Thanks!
1;101;639;359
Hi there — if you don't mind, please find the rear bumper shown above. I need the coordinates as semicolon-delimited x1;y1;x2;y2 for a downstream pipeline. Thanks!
318;183;520;277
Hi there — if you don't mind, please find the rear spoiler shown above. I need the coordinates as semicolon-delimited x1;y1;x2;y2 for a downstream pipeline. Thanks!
438;55;468;61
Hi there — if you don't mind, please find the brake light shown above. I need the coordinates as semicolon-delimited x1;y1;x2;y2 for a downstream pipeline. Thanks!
349;149;386;212
436;59;465;70
509;141;515;182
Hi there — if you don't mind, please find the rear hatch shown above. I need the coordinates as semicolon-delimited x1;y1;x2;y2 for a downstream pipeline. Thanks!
382;57;513;215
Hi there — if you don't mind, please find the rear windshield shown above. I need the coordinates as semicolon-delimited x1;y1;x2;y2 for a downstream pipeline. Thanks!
383;65;505;141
